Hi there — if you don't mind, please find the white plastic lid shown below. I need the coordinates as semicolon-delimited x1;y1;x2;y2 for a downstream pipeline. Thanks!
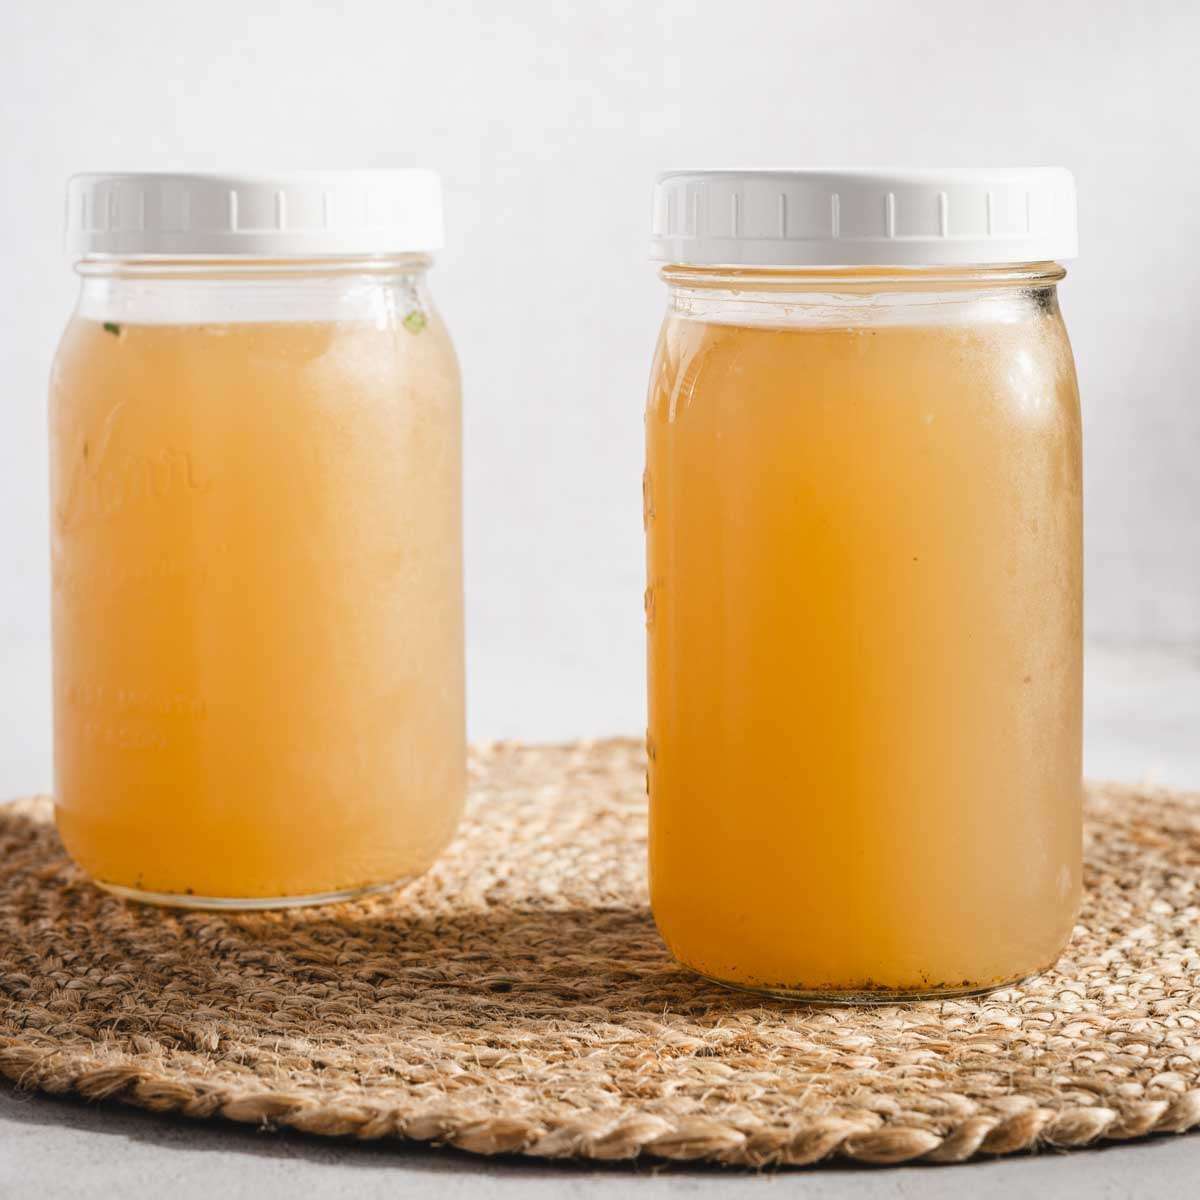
65;170;444;258
651;168;1077;267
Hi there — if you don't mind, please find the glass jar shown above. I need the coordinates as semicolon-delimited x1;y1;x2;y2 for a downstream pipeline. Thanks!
645;169;1082;1000
50;171;464;908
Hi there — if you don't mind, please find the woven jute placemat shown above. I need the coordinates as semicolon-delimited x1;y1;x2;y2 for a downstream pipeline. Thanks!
2;739;1199;1168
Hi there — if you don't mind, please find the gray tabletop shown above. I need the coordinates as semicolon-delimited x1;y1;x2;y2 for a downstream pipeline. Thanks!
3;641;1199;1199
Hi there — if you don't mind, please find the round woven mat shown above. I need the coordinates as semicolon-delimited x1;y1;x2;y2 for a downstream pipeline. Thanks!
2;740;1199;1168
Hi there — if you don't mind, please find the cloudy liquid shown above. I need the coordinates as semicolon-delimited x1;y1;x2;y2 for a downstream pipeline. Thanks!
50;316;464;904
645;307;1082;997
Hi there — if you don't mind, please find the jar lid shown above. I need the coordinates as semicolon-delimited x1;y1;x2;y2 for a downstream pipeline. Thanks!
65;170;444;258
650;168;1077;267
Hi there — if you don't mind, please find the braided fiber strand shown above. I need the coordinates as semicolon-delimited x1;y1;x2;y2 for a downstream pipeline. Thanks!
2;740;1199;1167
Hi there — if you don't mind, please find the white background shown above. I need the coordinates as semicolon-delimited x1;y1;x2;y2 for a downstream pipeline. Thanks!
1;0;1198;795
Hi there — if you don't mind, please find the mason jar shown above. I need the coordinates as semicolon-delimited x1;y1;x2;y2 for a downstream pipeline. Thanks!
645;169;1081;1000
50;171;464;908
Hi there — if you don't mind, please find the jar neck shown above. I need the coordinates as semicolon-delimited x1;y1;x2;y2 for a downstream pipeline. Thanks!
661;261;1065;328
74;254;433;326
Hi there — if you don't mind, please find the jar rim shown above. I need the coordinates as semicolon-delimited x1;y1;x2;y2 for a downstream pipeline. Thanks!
75;253;433;279
660;261;1066;292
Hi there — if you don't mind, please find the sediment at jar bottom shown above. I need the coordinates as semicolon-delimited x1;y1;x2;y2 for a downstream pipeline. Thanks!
656;908;1079;1005
687;960;1071;1005
54;769;464;903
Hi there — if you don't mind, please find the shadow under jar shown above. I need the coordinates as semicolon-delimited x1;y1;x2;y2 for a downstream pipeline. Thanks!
644;169;1082;1001
50;171;464;909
